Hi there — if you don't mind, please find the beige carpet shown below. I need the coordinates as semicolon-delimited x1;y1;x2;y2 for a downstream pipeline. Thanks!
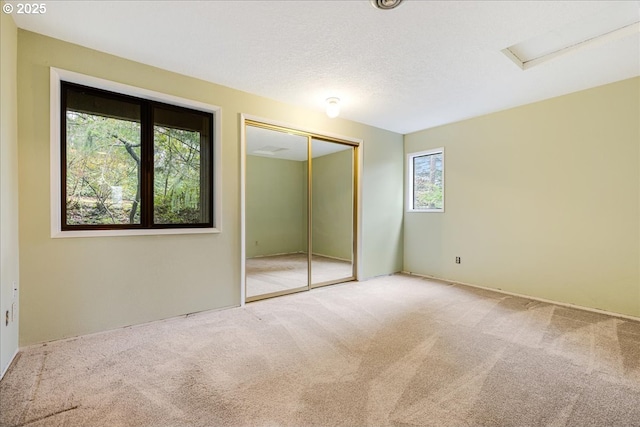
2;274;640;427
246;253;353;298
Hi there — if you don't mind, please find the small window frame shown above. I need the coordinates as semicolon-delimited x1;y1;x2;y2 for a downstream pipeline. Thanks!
406;147;445;213
50;68;222;238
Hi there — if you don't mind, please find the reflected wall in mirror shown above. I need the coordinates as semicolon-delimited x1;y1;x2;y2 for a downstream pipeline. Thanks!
245;125;308;300
311;139;354;287
244;122;358;302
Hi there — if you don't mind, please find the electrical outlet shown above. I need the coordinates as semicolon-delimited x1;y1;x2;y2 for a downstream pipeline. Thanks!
455;256;461;264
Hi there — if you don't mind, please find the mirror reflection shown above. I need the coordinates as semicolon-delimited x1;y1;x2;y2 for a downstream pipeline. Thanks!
245;124;356;302
311;139;354;287
245;126;308;299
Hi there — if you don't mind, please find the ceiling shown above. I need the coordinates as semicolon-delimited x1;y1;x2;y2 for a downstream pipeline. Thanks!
246;126;351;161
10;0;640;134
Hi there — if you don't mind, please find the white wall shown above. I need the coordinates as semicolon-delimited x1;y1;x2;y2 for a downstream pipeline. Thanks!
0;7;20;377
404;77;640;318
17;30;404;345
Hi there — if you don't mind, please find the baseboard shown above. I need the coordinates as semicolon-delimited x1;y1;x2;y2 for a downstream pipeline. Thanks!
248;252;351;263
311;252;352;262
401;271;640;323
247;251;304;259
19;303;240;350
0;347;20;381
358;271;399;282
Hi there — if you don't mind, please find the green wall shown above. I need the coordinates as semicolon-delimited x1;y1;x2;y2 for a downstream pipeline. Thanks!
247;148;356;263
404;77;640;317
246;155;306;258
17;30;404;345
312;149;354;261
12;20;637;349
0;7;20;377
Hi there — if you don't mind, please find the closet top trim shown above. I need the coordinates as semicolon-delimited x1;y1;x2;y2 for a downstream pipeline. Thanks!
244;120;360;147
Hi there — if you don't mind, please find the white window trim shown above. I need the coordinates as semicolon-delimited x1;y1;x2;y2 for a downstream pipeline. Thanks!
50;67;222;238
406;147;445;213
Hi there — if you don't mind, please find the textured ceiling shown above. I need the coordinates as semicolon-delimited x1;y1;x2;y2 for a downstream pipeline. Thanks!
246;126;351;161
10;0;640;134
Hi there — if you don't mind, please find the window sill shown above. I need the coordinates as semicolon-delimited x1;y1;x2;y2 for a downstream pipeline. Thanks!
52;227;221;239
406;209;445;213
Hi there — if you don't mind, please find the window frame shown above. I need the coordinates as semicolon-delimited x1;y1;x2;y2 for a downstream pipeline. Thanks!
50;68;222;238
406;147;445;213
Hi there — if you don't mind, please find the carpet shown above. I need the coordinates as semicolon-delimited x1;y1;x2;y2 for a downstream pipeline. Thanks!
1;274;639;427
246;253;354;298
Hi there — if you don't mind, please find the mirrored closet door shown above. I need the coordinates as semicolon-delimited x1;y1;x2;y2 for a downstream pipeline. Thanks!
245;125;309;300
244;121;358;302
310;139;354;288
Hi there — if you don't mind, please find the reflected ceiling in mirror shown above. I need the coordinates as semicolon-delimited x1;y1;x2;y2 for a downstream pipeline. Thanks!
246;126;350;161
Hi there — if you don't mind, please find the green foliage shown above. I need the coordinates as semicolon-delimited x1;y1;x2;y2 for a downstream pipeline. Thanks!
66;112;204;225
415;181;443;210
413;153;443;210
66;112;141;225
153;126;202;224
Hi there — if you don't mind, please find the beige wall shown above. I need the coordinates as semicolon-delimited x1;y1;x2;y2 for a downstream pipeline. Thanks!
17;30;404;345
404;77;640;317
1;8;20;376
246;155;306;258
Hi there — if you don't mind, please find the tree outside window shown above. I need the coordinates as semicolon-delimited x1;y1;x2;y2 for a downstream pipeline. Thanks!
408;148;444;212
62;82;213;230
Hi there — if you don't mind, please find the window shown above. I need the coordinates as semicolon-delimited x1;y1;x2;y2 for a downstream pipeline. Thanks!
60;81;215;231
407;148;444;212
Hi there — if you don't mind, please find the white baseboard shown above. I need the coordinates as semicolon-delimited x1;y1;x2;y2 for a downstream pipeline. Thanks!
0;347;19;381
18;303;240;350
248;251;304;259
311;252;352;263
248;251;352;263
401;271;640;323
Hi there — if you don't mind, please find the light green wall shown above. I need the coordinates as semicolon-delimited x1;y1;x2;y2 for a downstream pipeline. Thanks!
312;149;353;261
17;30;404;345
362;130;404;278
404;77;640;317
246;155;306;258
247;148;356;262
0;8;20;377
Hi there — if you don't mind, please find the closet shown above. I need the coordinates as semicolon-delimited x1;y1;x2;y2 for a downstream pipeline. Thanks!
244;120;359;302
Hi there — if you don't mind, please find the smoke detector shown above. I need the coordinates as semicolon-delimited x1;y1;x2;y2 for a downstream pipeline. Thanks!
370;0;404;10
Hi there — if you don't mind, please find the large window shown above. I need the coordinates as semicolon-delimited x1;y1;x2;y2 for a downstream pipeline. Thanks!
61;82;214;230
407;148;444;212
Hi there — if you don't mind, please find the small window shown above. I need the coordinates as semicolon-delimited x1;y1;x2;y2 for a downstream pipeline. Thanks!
61;82;214;230
407;148;444;212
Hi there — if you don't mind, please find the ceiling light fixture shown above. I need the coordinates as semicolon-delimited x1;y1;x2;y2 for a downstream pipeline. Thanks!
325;97;341;118
370;0;404;10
